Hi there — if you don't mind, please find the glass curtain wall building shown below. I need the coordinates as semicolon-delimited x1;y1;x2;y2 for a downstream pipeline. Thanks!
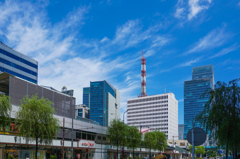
83;87;90;108
184;65;214;139
0;42;38;84
83;80;120;126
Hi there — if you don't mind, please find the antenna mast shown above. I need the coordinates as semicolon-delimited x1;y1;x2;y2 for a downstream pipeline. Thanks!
138;51;148;97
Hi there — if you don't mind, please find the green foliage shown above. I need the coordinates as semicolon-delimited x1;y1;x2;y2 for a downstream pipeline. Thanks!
153;131;168;152
107;119;128;156
207;150;217;158
15;94;60;159
50;155;57;159
8;156;14;159
144;131;156;150
188;145;205;155
196;79;240;158
0;94;12;128
127;126;142;159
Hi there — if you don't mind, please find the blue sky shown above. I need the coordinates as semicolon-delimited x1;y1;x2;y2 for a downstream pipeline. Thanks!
0;0;240;124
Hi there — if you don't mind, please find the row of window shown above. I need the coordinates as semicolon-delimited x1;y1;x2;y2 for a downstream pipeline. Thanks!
128;105;168;111
0;49;38;69
0;57;37;76
128;96;168;104
128;101;168;107
0;67;37;83
128;120;168;124
127;116;168;121
128;112;168;118
128;108;168;114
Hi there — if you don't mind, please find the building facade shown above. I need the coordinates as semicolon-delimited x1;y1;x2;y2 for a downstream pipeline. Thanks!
83;80;120;126
178;124;184;140
75;104;90;119
0;42;38;84
184;65;215;139
83;87;90;108
127;93;178;139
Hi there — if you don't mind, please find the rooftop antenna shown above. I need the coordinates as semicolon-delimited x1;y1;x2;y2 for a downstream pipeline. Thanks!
165;85;166;93
138;51;148;97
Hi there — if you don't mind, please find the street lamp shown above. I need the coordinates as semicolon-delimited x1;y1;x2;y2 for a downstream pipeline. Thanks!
123;109;128;123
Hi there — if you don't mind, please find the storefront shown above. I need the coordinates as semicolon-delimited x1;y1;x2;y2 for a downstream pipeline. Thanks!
75;140;96;159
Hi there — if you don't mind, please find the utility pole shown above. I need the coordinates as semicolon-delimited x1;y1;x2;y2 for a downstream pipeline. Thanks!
172;136;179;159
71;105;74;159
140;125;142;158
62;118;65;159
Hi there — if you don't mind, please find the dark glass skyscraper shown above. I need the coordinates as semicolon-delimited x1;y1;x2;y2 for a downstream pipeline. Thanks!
184;65;214;139
83;87;90;108
83;80;120;126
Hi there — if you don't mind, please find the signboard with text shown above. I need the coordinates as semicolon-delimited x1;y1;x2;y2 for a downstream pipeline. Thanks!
78;140;96;148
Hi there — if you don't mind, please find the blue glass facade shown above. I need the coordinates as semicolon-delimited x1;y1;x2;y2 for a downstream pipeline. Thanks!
83;87;90;108
0;43;38;84
78;109;83;117
184;65;214;139
86;81;116;126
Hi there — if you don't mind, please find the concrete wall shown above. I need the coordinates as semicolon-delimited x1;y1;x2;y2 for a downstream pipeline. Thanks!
168;93;178;140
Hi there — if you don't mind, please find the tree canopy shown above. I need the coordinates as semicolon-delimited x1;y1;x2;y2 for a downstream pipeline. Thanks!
15;95;60;159
0;94;12;128
143;131;167;158
127;126;142;159
107;119;128;158
196;79;240;159
188;145;205;155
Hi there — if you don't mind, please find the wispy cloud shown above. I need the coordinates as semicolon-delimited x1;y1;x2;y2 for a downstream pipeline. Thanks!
185;27;232;55
160;57;201;73
188;0;211;20
174;0;212;20
210;43;240;59
179;57;201;66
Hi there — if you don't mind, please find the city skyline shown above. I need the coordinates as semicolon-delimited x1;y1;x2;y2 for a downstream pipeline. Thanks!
0;0;240;124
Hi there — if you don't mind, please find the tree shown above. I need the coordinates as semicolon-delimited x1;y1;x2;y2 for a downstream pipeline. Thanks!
189;145;205;156
153;131;167;153
127;126;142;159
107;119;127;159
0;94;12;128
143;132;156;158
196;79;240;159
15;95;60;159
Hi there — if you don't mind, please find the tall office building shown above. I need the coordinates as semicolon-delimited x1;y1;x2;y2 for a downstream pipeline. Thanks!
184;65;215;139
83;80;120;126
127;93;178;139
178;124;184;140
83;87;90;108
0;42;38;84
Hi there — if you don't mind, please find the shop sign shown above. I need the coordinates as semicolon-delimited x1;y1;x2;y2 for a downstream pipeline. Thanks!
78;140;96;148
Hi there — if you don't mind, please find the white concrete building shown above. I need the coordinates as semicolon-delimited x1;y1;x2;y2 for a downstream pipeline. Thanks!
127;93;178;139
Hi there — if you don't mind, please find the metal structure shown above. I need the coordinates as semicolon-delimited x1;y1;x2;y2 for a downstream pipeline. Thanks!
138;51;148;97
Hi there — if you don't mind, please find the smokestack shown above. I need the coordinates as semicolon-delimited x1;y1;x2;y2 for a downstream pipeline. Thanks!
138;51;148;97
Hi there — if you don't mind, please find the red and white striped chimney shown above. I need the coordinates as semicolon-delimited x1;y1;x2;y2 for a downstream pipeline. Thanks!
138;51;148;97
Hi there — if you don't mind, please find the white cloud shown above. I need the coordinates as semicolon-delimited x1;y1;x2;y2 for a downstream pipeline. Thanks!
160;57;201;73
179;57;201;66
188;0;211;20
210;43;240;59
100;37;109;43
174;0;211;20
175;8;185;18
185;27;231;55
